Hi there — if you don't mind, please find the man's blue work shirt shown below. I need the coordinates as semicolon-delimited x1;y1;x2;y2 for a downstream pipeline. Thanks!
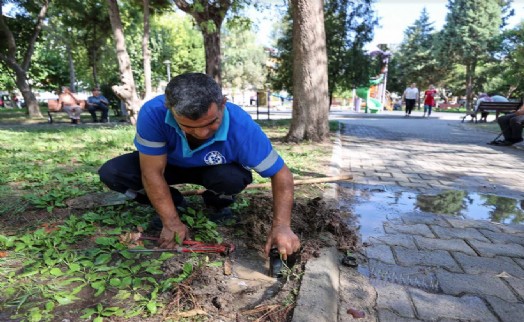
134;95;284;178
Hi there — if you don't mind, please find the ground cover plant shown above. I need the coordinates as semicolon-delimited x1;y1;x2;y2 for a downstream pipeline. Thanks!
0;113;357;321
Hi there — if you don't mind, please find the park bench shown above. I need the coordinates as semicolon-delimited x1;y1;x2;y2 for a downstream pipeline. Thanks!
46;99;86;123
461;100;522;123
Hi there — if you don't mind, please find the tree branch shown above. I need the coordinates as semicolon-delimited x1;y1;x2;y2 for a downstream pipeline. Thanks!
0;5;17;60
22;1;50;71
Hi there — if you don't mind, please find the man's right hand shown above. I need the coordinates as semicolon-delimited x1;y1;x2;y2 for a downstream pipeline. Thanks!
158;221;189;248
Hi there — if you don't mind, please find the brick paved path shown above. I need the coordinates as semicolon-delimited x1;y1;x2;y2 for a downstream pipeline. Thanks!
334;113;524;322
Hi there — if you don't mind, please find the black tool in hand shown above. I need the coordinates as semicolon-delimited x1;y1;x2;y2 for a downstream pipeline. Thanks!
268;248;297;277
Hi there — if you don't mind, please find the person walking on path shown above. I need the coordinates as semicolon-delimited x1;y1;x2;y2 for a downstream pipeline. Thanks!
401;83;419;117
422;85;437;117
98;72;301;259
489;103;524;146
87;87;110;123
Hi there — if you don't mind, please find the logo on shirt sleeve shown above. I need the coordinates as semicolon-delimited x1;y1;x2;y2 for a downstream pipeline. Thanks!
204;151;226;165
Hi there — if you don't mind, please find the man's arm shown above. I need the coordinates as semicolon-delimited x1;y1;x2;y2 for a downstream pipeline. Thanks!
139;152;189;248
264;164;301;260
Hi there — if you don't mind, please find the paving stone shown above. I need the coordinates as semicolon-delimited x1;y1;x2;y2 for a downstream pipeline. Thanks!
468;239;524;258
446;217;502;232
479;229;524;246
431;225;490;242
502;275;524;300
453;252;524;278
498;224;524;235
393;247;462;272
414;236;476;255
436;270;517;302
485;296;524;322
514;258;524;269
368;234;417;249
366;259;439;293
338;266;378;322
364;244;396;265
400;212;451;227
374;283;415;318
377;309;419;322
384;223;434;238
410;288;498;322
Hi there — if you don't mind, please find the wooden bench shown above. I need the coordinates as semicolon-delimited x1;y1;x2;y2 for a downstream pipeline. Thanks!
461;100;522;123
46;99;86;123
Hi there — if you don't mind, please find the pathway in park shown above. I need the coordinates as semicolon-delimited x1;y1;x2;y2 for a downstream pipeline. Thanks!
293;110;524;322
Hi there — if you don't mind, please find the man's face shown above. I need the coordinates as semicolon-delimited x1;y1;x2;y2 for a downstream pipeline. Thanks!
173;101;225;140
93;89;100;95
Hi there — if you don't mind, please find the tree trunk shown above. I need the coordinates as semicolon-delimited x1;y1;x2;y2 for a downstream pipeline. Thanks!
92;46;99;87
0;1;49;118
106;0;141;124
14;65;40;117
142;0;152;98
286;0;330;143
67;43;76;91
173;0;228;85
465;61;476;111
204;31;222;85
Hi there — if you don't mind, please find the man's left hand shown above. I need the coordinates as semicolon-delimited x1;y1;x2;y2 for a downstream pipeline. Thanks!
264;225;300;260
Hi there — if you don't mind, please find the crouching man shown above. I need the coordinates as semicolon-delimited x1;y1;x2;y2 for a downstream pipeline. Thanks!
98;73;300;259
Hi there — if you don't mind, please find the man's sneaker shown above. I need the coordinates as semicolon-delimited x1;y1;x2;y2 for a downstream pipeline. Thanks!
148;199;188;231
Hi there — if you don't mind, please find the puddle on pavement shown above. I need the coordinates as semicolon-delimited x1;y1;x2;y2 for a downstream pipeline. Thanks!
339;187;524;241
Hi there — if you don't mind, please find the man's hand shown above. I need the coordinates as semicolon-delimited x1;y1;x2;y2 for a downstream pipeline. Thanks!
264;225;301;260
158;221;189;248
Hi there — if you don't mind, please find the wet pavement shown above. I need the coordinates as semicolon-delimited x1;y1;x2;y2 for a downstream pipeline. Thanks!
292;111;524;322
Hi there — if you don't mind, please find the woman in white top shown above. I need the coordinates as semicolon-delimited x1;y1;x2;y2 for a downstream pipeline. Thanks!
402;83;419;116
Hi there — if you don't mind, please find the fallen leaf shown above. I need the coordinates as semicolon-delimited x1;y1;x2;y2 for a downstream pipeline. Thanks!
347;307;365;319
0;251;8;258
224;258;233;275
495;271;512;278
171;309;207;318
119;232;144;248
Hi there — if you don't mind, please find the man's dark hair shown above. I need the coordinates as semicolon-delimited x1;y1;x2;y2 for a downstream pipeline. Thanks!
165;73;224;120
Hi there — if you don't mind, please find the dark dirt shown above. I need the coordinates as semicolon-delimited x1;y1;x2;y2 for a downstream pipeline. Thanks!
147;191;360;321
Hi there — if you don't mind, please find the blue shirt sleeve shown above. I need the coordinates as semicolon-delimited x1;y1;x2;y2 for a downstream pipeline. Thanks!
134;98;169;155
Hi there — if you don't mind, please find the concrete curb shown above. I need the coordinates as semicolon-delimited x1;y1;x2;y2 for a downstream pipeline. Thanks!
292;247;341;322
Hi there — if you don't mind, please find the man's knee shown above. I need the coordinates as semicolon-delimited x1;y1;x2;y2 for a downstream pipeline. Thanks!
98;159;120;189
98;152;141;191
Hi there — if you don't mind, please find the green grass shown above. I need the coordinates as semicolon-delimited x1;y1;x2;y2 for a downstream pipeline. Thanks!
0;110;334;321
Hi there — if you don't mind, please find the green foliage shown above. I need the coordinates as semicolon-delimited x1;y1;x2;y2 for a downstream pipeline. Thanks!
150;12;206;79
324;0;376;91
435;0;509;106
270;0;378;98
388;8;442;93
221;21;267;91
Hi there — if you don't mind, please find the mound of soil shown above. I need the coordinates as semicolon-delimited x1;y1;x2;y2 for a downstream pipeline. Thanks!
152;192;360;321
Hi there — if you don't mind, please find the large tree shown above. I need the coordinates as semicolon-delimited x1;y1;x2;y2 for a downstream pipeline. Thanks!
271;0;377;104
324;0;376;104
286;0;329;142
173;0;233;85
437;0;510;109
106;0;141;124
391;8;441;92
0;0;49;118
